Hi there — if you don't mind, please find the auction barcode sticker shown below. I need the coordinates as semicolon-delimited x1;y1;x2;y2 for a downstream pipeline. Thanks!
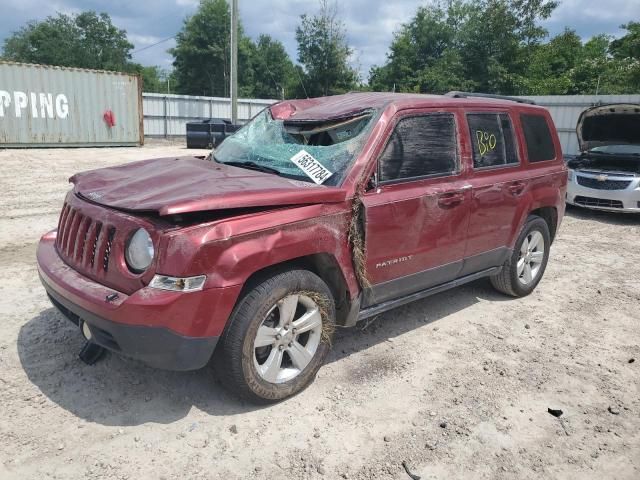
290;150;333;185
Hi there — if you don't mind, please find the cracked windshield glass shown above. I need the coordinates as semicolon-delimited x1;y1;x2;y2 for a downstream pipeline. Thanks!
212;108;375;186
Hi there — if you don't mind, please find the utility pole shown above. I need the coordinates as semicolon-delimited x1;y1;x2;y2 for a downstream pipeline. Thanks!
230;0;238;124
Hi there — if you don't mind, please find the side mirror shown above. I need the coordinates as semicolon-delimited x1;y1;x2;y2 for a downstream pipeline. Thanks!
366;172;378;192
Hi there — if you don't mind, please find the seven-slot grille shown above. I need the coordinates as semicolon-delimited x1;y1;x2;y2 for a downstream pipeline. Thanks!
56;202;116;273
576;175;632;190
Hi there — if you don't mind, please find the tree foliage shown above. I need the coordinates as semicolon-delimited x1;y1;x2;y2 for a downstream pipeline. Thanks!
3;2;637;99
1;11;167;92
170;0;359;99
252;35;297;99
3;11;134;71
294;0;359;97
170;0;262;97
369;0;558;94
171;0;231;96
369;0;640;95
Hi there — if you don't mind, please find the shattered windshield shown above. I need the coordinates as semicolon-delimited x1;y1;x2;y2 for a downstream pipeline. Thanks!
212;108;376;186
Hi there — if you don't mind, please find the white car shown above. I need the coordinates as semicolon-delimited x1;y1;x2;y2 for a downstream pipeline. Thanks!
566;103;640;213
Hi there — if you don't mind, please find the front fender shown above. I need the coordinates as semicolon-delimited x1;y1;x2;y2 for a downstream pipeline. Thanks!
157;204;360;298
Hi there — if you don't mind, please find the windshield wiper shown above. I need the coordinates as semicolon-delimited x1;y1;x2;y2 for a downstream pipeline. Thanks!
219;160;283;176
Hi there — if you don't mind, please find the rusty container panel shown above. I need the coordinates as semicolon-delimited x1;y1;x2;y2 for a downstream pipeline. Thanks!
0;61;142;147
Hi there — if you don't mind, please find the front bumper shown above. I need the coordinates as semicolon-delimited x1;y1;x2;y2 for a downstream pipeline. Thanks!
566;171;640;213
37;230;242;371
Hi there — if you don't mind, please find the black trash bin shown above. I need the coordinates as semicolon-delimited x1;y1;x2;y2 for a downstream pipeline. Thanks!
186;119;240;149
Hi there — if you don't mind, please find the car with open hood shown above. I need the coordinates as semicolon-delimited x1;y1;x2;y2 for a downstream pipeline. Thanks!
37;91;566;403
566;103;640;212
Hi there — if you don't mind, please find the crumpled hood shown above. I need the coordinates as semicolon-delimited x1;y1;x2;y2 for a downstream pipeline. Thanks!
70;156;347;216
577;103;640;152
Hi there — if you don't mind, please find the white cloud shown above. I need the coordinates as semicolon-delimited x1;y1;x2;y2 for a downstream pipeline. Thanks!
1;0;638;80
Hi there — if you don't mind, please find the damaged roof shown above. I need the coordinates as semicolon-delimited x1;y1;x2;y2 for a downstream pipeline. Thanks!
270;92;541;122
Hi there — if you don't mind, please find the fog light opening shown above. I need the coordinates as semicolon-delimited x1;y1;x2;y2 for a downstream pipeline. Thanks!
80;320;93;341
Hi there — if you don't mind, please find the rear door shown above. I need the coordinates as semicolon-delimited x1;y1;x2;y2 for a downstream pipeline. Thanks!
361;108;471;307
460;110;527;275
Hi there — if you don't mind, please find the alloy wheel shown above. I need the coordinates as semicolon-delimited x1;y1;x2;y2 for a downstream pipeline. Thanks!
253;294;323;384
517;230;545;285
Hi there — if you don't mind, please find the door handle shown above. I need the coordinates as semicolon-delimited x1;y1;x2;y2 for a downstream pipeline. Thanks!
438;191;465;207
508;181;526;196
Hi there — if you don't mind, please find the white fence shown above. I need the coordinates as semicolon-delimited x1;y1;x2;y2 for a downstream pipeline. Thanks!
143;93;640;155
521;95;640;155
143;93;276;138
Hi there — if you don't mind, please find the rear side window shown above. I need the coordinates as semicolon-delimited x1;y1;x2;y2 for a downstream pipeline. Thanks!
467;113;518;168
379;114;458;182
520;114;556;162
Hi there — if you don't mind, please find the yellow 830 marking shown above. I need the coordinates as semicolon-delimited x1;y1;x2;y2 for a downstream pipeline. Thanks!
476;130;497;156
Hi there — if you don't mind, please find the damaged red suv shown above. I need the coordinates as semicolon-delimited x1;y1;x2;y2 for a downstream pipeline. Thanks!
37;92;566;402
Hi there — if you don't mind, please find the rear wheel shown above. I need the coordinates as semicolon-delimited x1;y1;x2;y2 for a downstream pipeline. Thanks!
490;216;551;297
215;270;335;403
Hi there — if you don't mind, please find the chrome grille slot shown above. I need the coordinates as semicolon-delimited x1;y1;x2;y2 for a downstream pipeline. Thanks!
103;227;116;271
61;208;76;254
75;216;92;262
56;204;70;248
90;222;103;268
53;196;148;294
66;212;83;257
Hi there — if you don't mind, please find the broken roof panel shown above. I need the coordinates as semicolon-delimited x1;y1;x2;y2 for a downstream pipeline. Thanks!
270;92;538;123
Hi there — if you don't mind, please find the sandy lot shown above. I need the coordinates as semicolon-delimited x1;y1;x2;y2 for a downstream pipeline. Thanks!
0;144;638;480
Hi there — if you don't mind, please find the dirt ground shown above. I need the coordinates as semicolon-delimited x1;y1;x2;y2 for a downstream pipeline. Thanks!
0;144;638;480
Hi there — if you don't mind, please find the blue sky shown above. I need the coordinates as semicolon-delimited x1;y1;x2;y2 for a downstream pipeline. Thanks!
1;0;639;80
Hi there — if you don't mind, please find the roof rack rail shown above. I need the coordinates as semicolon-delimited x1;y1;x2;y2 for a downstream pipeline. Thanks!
445;91;536;105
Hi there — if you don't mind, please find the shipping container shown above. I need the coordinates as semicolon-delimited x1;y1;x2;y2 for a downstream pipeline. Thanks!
0;62;143;147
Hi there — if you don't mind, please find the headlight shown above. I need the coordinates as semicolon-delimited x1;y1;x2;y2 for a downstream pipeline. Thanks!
567;169;574;181
149;275;206;292
125;228;154;273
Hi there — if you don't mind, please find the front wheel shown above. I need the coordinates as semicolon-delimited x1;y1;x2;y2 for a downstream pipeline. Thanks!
490;216;551;297
215;270;335;403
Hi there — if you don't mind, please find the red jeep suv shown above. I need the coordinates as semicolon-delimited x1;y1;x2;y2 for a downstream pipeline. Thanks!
37;92;567;402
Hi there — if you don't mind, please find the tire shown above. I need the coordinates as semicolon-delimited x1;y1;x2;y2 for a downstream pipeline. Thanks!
214;270;335;403
490;215;551;297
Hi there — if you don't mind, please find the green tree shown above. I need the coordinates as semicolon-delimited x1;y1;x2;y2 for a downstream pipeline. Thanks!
369;3;468;93
610;22;640;60
2;11;134;71
369;0;557;95
170;0;256;97
251;35;297;99
524;25;640;95
523;28;584;94
295;0;359;96
127;65;167;93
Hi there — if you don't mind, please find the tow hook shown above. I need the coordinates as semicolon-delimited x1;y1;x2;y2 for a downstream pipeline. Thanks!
78;320;106;365
105;293;119;303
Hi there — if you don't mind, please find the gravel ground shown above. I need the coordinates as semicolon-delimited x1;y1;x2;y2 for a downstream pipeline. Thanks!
0;145;638;480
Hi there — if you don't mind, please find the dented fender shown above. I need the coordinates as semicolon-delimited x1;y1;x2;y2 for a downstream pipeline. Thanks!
156;203;361;300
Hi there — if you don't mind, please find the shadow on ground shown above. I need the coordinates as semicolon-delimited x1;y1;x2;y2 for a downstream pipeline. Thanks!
19;277;502;427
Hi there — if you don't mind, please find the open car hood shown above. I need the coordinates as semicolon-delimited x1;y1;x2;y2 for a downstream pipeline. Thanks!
70;156;347;216
577;103;640;152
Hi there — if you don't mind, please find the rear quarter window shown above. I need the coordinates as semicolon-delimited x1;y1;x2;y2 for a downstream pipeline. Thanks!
467;113;518;168
520;114;556;162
